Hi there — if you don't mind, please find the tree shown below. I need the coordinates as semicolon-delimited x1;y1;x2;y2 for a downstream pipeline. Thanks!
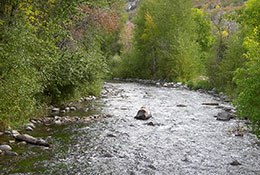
233;0;260;135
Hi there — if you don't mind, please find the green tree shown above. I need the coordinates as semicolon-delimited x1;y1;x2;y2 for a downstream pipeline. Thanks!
233;0;260;135
116;0;209;82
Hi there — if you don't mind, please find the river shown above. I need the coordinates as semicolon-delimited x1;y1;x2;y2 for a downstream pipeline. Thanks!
0;81;260;175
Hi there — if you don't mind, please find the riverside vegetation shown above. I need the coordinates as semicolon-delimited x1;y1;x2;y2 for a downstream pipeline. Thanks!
0;0;125;129
0;0;259;137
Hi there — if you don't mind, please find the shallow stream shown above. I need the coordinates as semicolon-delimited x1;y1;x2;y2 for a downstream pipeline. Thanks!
0;81;260;175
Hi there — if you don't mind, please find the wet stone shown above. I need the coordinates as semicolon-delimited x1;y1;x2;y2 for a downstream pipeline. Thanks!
70;106;77;111
0;145;12;151
26;126;34;131
60;110;66;113
4;151;18;156
106;134;117;138
54;120;62;125
15;134;38;144
4;131;11;135
30;119;38;124
148;164;156;170
146;122;155;126
216;112;231;121
103;153;113;158
230;160;242;166
11;130;20;138
52;108;60;113
223;107;233;112
135;107;152;120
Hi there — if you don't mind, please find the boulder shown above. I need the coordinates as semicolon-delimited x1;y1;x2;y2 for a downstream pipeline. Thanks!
135;107;152;120
0;145;12;151
216;112;231;121
15;134;38;144
15;134;51;147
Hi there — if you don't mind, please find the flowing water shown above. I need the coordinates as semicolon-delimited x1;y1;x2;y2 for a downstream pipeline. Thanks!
1;81;260;175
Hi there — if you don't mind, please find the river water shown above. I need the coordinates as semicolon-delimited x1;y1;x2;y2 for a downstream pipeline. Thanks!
1;81;260;175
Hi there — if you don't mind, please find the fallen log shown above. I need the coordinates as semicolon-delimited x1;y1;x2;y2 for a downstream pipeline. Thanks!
202;103;219;106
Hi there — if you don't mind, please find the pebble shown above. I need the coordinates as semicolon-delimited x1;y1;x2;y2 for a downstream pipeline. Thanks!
230;160;242;166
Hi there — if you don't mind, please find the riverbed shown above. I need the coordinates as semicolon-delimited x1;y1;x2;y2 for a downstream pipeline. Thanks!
0;81;260;175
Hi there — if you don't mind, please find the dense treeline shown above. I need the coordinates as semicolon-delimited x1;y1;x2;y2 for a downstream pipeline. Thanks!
113;0;213;81
113;0;260;135
0;0;125;129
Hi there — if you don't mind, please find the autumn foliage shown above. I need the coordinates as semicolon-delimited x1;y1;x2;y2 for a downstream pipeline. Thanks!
80;3;122;34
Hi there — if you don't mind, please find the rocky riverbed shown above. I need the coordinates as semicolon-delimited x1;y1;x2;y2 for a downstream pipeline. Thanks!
0;81;259;174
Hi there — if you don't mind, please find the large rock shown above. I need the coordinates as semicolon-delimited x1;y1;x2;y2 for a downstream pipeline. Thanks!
135;107;152;120
15;134;38;144
216;112;231;121
0;145;12;151
15;134;50;147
